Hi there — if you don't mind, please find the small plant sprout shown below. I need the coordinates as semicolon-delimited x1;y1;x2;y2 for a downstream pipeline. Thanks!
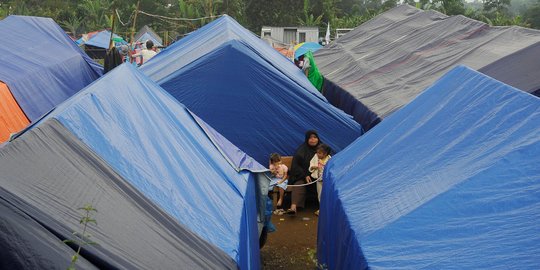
307;248;327;270
63;204;98;270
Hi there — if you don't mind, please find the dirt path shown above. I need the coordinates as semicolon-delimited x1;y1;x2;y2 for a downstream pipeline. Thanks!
261;200;320;269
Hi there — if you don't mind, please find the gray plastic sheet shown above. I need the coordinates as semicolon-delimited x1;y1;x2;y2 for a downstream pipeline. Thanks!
0;188;97;270
479;41;540;96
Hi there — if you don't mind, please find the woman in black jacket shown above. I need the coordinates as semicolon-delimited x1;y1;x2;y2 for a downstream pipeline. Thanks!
286;130;320;215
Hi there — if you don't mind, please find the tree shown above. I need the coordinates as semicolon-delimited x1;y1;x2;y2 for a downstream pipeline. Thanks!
298;0;323;26
381;0;398;11
244;0;303;32
60;16;83;36
78;0;112;31
523;0;540;28
438;0;466;15
221;0;247;25
10;1;30;16
322;0;338;22
0;3;7;19
200;0;222;17
178;0;201;32
403;0;417;6
490;11;529;25
484;0;512;14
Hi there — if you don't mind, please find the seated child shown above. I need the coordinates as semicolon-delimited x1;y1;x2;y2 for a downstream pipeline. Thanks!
269;153;288;212
309;144;332;216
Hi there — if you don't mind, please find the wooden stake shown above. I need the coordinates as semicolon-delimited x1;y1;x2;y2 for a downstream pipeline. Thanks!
109;11;116;50
131;0;141;44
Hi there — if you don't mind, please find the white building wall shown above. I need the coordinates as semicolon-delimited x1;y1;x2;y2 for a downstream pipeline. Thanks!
262;26;319;45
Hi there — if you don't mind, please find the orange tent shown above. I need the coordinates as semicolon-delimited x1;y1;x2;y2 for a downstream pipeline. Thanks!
0;82;30;142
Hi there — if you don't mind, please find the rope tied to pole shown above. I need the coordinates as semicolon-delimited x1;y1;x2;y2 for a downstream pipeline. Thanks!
285;178;321;187
137;10;223;21
266;173;321;188
116;9;136;27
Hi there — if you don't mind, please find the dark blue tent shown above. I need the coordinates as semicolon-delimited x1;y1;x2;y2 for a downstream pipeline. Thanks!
318;66;540;269
2;64;263;269
0;15;102;121
141;16;363;164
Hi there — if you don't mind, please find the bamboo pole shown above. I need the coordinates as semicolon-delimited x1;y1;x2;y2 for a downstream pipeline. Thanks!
130;0;141;44
164;31;169;46
108;11;116;50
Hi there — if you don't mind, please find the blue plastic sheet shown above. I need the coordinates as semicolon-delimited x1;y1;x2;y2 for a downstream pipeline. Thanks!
318;66;540;269
42;64;261;269
190;111;267;173
141;19;363;164
0;16;102;121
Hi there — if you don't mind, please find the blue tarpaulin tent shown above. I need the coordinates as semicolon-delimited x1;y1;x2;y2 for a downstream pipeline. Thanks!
3;64;263;269
318;66;540;269
0;15;102;122
84;30;126;49
83;30;127;59
142;16;363;164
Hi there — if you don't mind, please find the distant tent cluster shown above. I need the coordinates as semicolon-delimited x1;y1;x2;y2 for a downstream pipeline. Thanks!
315;4;540;130
2;5;540;270
0;14;362;270
76;30;127;59
75;25;163;60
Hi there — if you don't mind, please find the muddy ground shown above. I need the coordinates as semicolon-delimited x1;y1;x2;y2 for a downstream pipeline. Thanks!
260;194;320;270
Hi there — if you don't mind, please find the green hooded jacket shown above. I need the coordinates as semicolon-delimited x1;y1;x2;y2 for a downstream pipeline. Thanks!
304;51;324;92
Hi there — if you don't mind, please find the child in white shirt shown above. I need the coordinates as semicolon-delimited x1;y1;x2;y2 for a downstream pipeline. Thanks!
269;153;288;210
309;144;331;216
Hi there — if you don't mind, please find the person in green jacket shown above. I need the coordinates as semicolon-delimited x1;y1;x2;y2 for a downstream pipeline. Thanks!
302;51;324;92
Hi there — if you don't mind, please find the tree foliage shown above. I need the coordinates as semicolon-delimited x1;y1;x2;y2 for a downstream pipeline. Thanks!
522;0;540;27
0;0;538;44
484;0;512;14
298;0;323;26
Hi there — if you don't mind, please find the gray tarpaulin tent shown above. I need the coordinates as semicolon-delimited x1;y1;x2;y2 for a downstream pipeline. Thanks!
315;4;540;130
134;25;163;47
0;121;236;269
0;188;97;269
479;41;540;97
